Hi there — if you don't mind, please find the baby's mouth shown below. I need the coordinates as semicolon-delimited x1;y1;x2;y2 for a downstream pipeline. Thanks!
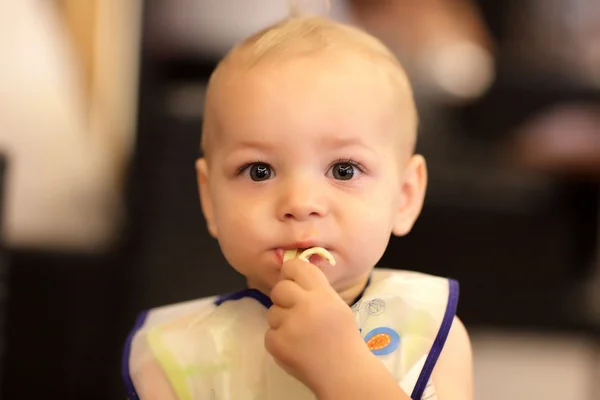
283;247;336;267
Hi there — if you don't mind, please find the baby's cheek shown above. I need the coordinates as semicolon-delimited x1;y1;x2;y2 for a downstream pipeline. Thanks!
218;209;265;255
217;233;256;278
347;214;392;263
214;211;248;248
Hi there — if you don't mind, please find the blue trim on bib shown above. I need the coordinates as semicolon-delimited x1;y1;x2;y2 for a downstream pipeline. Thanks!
215;288;273;308
122;311;149;400
410;279;459;400
215;276;373;310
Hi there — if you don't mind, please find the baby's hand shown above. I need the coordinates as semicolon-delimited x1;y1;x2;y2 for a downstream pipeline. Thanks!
265;258;369;395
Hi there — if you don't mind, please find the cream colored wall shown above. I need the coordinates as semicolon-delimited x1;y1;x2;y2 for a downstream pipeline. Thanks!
0;0;141;252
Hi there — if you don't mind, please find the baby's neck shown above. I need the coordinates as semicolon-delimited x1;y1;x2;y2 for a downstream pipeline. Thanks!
337;274;371;305
248;273;371;306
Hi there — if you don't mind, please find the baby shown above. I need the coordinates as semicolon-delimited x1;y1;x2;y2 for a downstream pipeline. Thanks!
122;15;473;400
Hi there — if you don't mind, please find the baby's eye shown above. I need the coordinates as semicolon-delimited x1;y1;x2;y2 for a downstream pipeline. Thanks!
329;161;361;181
244;162;273;181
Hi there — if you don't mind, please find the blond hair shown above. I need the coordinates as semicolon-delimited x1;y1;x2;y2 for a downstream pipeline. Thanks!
201;15;417;154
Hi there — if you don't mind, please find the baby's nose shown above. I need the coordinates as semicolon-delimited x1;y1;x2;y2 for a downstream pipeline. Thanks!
277;179;328;221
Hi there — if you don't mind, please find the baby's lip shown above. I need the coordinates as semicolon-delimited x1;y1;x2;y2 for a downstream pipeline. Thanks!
274;248;287;265
286;241;329;250
289;245;313;251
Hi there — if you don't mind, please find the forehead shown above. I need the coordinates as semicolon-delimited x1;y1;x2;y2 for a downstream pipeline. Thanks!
209;52;414;150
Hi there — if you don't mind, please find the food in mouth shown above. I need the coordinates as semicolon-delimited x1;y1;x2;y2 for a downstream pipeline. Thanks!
283;247;336;267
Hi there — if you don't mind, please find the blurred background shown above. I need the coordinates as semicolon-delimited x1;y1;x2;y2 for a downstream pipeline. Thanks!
0;0;599;398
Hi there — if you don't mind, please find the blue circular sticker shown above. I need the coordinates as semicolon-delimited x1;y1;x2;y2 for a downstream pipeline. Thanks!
364;327;400;356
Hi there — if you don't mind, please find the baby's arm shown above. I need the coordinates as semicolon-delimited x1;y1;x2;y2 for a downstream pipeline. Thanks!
432;317;474;400
266;258;412;400
314;316;473;400
312;350;412;400
267;258;473;399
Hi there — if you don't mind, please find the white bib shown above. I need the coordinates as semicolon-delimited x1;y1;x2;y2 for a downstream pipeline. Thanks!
123;269;458;400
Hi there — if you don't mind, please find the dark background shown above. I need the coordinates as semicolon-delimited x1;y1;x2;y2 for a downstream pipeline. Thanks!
2;1;599;399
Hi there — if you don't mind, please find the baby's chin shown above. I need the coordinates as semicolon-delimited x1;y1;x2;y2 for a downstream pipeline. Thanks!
245;274;279;295
331;271;373;299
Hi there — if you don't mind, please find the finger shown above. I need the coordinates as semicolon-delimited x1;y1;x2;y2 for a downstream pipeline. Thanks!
281;258;329;290
264;328;279;357
270;279;303;308
266;305;286;329
264;329;291;369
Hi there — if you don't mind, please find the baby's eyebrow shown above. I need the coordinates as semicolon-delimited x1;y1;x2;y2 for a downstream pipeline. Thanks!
320;135;380;156
229;139;273;151
321;135;367;148
225;136;374;155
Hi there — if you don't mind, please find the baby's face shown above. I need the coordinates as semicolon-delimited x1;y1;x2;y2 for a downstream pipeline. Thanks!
198;54;422;297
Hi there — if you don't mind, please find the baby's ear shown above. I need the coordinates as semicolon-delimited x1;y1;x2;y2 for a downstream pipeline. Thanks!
392;155;428;237
196;158;218;238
